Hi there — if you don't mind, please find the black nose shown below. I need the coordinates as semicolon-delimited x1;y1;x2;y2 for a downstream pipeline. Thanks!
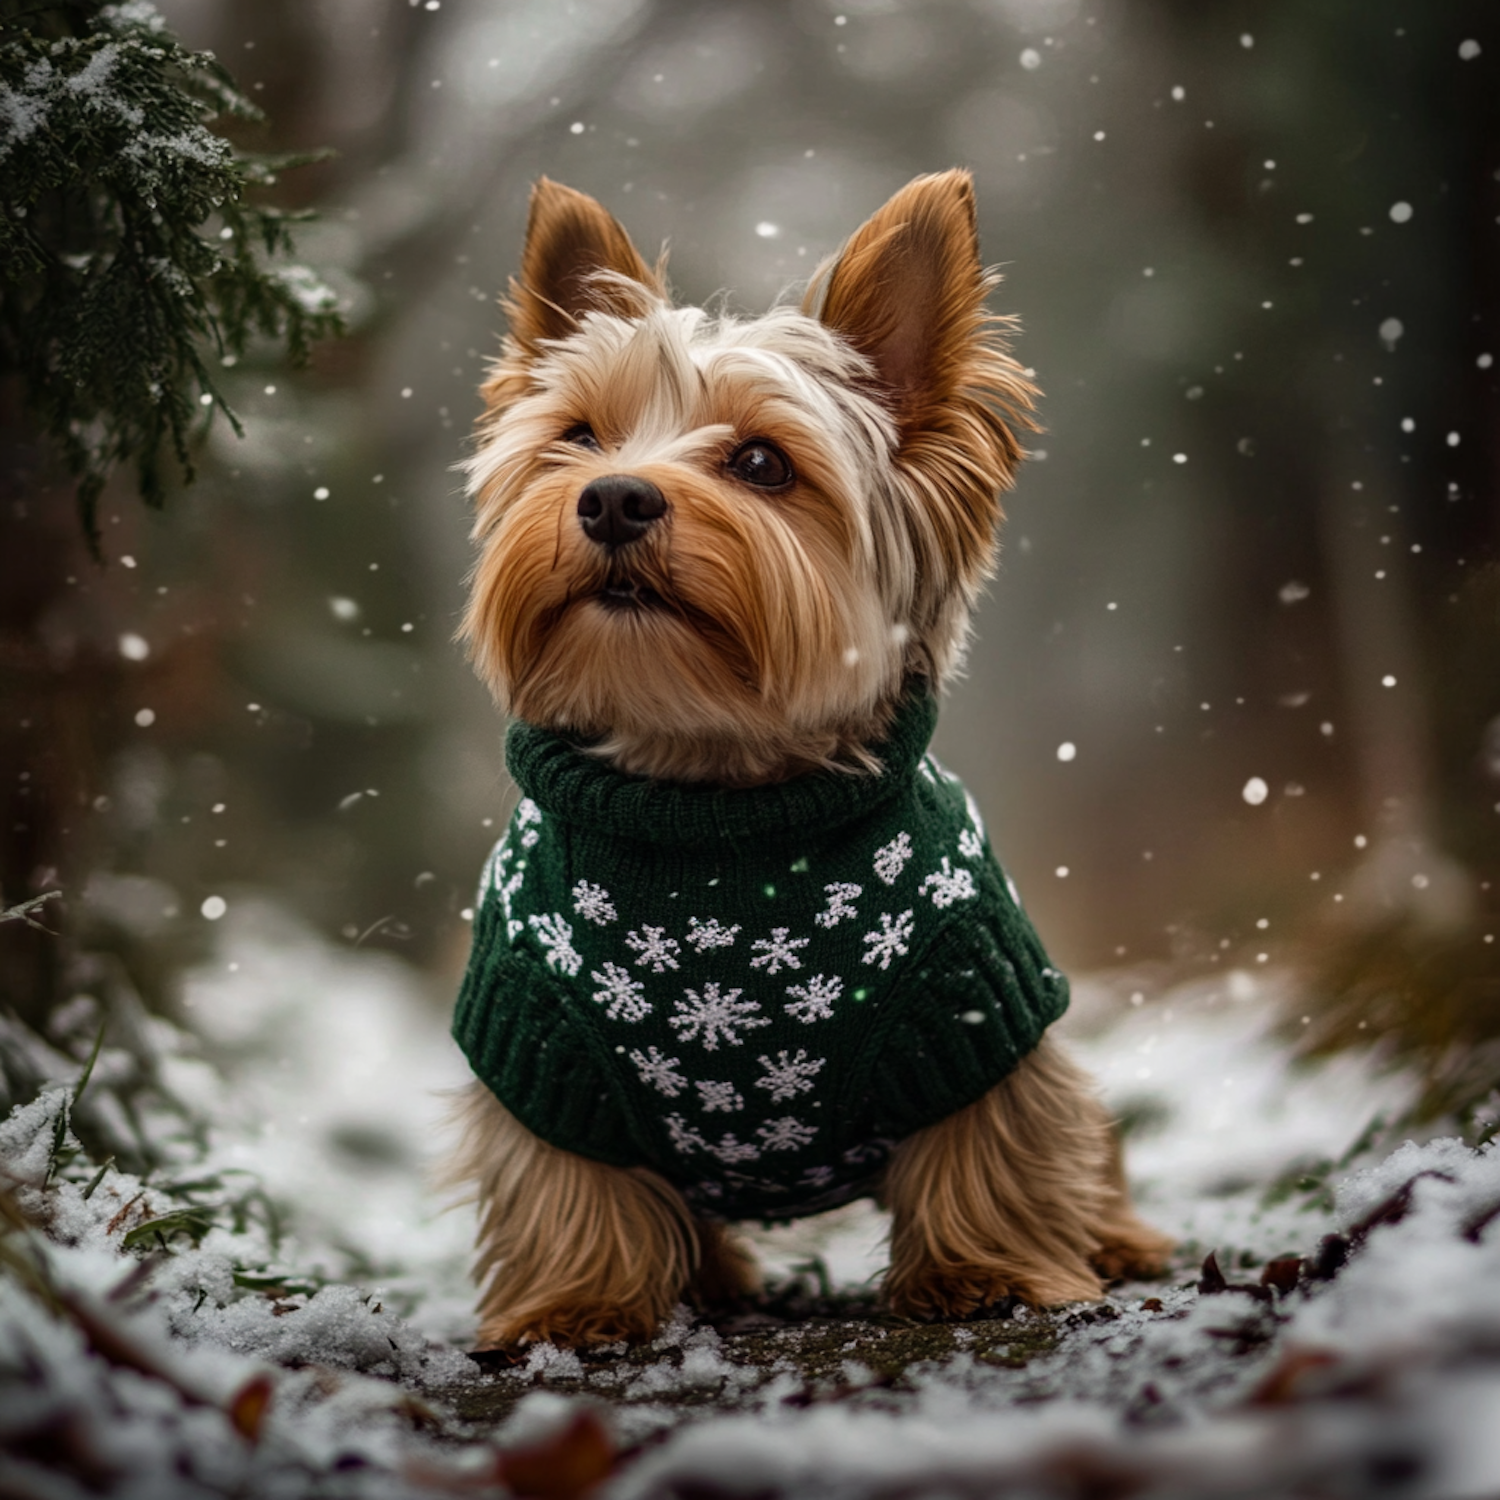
576;475;666;549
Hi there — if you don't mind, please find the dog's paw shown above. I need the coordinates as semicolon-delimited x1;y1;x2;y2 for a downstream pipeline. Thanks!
1090;1222;1176;1283
885;1260;1103;1321
476;1302;661;1350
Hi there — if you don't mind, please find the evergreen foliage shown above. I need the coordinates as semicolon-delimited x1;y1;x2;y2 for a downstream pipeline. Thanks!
0;0;343;549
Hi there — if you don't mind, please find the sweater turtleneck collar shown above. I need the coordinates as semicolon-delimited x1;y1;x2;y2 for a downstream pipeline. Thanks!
505;686;940;852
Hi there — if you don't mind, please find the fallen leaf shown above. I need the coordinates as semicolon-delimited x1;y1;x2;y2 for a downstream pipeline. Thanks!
1259;1257;1303;1295
496;1408;615;1500
229;1374;274;1443
1247;1346;1340;1406
1197;1251;1228;1295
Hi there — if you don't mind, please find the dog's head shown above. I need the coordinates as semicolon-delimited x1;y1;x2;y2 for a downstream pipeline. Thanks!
463;170;1036;785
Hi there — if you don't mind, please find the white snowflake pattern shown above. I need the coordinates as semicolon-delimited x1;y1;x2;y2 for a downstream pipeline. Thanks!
749;927;809;975
478;837;510;900
571;880;616;925
958;828;984;860
516;797;543;849
862;908;914;970
498;867;525;920
758;1117;818;1152
669;983;770;1050
814;881;862;929
527;912;582;975
800;1164;836;1188
481;839;526;919
754;1049;825;1102
590;962;650;1021
696;1079;744;1114
685;916;740;952
628;1046;687;1096
625;925;681;973
784;973;842;1023
665;1113;707;1155
920;856;977;909
963;788;988;839
506;918;524;942
707;1134;761;1165
873;831;913;885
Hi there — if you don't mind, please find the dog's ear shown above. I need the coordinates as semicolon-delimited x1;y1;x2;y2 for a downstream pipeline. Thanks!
804;170;994;433
507;178;662;355
807;171;1039;669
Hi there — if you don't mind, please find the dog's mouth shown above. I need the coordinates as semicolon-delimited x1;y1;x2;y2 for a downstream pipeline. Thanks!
595;577;668;613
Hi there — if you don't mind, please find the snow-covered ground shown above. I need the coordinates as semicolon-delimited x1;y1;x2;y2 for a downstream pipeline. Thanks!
4;901;1500;1498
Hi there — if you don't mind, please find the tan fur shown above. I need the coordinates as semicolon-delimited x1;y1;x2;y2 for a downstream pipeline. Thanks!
440;1083;757;1348
462;172;1034;786
882;1039;1173;1319
448;172;1169;1347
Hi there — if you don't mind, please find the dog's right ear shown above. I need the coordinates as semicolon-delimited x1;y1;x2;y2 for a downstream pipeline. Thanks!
507;178;662;355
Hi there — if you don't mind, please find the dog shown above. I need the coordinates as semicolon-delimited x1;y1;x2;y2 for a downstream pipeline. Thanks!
445;170;1171;1349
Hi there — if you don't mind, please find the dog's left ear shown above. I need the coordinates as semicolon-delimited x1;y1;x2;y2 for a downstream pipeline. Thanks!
805;170;1004;433
807;171;1037;639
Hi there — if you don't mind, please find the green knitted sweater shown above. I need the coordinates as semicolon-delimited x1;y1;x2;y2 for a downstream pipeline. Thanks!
452;688;1069;1221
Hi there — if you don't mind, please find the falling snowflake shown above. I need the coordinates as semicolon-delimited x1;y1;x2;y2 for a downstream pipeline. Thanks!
862;908;914;970
958;827;984;860
755;1049;825;1102
685;916;740;952
749;926;809;974
669;983;770;1050
921;856;977;909
696;1079;744;1114
784;973;842;1023
628;1046;687;1096
800;1164;836;1188
590;962;650;1021
516;797;543;849
873;831;913;885
707;1133;761;1165
665;1113;707;1155
758;1117;818;1152
527;913;581;975
626;925;681;973
814;881;862;928
572;880;616;925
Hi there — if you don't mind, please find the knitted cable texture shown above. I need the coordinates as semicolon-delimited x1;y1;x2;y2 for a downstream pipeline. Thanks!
452;687;1069;1220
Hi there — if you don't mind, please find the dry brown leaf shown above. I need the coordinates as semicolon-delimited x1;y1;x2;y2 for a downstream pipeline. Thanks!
228;1374;274;1443
495;1409;616;1500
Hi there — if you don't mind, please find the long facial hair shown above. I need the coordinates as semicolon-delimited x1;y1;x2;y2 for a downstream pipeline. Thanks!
463;172;1038;786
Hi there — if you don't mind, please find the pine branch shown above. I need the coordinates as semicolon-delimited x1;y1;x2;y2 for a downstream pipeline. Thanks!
0;0;345;553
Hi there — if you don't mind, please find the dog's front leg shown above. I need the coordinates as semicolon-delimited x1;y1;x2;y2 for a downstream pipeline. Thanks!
444;1083;697;1348
881;1037;1169;1320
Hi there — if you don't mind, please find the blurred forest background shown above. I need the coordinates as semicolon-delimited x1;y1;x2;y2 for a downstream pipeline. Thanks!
2;0;1496;1049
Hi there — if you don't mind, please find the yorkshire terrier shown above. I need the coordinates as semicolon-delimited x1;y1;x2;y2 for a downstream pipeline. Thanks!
445;170;1170;1348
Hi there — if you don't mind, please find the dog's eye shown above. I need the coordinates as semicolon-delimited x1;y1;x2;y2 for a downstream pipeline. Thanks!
562;423;601;452
728;440;793;490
